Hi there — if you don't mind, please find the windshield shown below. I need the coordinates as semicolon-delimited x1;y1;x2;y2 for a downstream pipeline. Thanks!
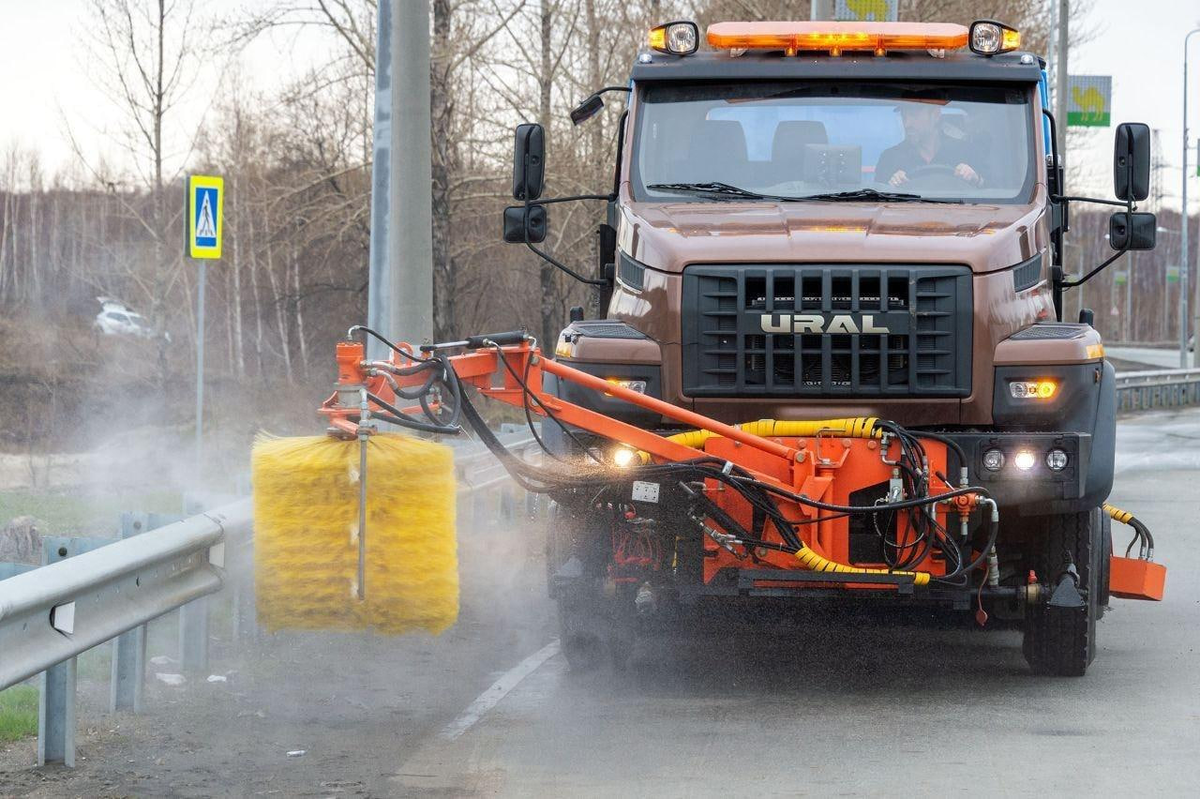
633;81;1035;204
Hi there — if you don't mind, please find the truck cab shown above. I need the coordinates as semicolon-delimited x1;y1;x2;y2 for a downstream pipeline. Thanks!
505;19;1159;675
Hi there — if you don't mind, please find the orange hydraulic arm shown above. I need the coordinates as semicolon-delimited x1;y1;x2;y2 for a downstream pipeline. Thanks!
322;336;797;485
318;334;999;589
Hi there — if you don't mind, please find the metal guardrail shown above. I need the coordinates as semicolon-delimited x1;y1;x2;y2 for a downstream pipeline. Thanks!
0;432;535;767
0;501;250;765
1115;368;1200;412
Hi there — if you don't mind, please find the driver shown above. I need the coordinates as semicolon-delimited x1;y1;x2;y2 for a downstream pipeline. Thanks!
875;102;983;188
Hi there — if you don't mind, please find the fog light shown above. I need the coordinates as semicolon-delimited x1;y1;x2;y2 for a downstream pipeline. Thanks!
648;21;699;55
982;448;1005;471
1046;449;1069;471
606;378;647;394
1013;450;1036;471
612;447;638;468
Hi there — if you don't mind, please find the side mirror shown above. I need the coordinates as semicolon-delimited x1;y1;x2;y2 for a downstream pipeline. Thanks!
512;123;545;202
570;94;604;126
1113;122;1150;202
1108;211;1157;251
503;204;547;244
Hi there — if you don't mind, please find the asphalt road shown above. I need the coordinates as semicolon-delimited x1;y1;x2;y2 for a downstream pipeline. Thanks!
3;411;1200;797
394;411;1200;797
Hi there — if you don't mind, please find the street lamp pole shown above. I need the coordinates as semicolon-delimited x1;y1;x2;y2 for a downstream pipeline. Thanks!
1183;29;1200;367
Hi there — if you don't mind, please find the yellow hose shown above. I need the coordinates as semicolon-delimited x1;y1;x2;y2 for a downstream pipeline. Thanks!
634;416;926;586
638;417;880;462
794;543;931;586
1103;503;1134;525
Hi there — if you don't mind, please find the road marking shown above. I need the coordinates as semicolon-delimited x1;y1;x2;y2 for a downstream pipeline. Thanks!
438;639;560;741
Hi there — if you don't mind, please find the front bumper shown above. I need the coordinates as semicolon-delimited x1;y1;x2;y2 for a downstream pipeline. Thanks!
942;431;1097;515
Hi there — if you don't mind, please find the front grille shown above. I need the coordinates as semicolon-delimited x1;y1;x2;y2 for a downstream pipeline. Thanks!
571;321;647;340
1009;323;1087;340
681;264;972;398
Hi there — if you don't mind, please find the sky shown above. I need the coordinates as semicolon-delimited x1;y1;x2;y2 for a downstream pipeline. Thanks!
0;0;1198;206
0;0;335;185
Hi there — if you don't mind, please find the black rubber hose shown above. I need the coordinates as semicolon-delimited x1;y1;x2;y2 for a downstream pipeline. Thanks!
347;325;432;363
367;391;459;435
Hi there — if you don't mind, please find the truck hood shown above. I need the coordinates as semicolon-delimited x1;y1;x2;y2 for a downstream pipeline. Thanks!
618;193;1047;274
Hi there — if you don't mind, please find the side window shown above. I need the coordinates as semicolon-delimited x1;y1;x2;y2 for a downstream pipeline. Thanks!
106;312;127;322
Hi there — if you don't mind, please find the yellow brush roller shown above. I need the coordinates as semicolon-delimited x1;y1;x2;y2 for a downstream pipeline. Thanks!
252;432;458;635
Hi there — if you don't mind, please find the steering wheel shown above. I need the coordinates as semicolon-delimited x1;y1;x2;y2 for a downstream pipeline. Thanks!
903;163;974;187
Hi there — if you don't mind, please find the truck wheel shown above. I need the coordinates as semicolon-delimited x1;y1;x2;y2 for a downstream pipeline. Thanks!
559;610;606;673
1022;510;1099;676
545;503;617;673
1096;508;1112;619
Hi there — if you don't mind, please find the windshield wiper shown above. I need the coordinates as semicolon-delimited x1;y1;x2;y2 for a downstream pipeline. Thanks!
797;188;964;204
646;182;772;200
649;183;966;204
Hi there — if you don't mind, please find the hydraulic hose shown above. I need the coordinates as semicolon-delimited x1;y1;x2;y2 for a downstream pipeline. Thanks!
636;417;880;463
1103;503;1155;559
794;544;931;586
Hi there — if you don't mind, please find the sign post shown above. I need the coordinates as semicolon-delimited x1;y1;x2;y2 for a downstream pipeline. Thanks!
186;175;224;471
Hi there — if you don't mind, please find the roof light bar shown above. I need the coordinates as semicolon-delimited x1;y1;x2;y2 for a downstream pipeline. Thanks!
649;21;699;56
969;20;1021;55
706;21;969;57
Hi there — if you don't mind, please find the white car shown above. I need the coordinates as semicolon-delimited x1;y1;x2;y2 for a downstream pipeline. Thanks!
93;299;160;340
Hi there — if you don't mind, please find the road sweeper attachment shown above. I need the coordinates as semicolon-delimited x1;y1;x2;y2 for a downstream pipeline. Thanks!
251;327;1165;655
252;433;458;634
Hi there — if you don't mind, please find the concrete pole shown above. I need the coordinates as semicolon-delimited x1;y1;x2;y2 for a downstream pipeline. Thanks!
367;0;433;360
1184;30;1198;367
1055;0;1069;173
811;0;834;21
1046;1;1057;100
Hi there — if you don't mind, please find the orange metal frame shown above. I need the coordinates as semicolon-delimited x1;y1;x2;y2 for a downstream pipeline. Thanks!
321;340;968;584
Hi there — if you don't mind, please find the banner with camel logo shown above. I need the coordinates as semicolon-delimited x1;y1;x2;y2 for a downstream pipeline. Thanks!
1067;75;1112;127
835;0;898;22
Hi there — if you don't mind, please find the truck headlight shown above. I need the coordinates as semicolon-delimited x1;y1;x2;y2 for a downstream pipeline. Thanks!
969;20;1021;55
1009;379;1057;399
648;21;699;55
1045;449;1069;471
605;378;647;394
1013;450;1036;471
612;447;639;468
982;449;1005;471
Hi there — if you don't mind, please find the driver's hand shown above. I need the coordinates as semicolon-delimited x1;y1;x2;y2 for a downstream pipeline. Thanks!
955;163;982;186
888;170;908;187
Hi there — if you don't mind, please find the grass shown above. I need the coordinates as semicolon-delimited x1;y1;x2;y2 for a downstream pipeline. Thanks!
0;488;183;535
0;685;39;743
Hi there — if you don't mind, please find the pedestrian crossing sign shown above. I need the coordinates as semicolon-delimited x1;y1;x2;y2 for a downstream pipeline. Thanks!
188;175;224;260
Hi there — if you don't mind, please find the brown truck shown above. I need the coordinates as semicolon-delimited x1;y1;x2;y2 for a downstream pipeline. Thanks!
501;19;1161;675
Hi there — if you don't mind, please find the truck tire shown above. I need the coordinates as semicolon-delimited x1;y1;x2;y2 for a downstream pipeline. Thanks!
1097;508;1112;619
1022;509;1099;676
545;502;615;673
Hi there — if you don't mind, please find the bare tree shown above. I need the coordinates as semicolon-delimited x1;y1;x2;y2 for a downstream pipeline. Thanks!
83;0;205;382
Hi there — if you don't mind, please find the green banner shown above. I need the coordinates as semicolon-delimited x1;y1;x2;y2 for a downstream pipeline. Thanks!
1067;111;1111;127
1168;266;1181;283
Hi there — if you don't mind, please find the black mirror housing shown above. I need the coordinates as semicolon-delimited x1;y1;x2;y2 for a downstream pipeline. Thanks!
1114;122;1151;202
1108;211;1157;251
503;204;547;244
512;123;545;201
570;95;604;126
